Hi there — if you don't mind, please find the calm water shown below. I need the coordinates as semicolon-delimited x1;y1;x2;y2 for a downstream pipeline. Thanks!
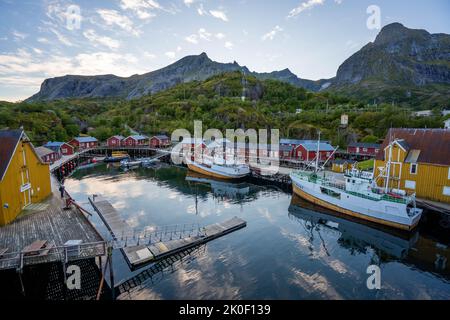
65;164;450;300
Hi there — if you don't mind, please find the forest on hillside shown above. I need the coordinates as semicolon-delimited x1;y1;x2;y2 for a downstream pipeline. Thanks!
0;72;447;147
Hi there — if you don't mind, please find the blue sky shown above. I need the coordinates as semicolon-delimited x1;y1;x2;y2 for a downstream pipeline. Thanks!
0;0;449;102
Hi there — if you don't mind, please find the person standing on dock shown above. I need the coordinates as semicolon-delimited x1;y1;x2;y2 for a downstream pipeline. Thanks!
59;183;65;199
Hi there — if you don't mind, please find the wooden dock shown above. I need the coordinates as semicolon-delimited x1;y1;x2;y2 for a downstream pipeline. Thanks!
0;178;106;271
89;196;246;268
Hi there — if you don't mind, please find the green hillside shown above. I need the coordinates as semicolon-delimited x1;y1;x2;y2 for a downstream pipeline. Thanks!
0;72;446;146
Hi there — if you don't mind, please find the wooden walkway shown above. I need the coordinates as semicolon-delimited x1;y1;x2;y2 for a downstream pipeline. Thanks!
0;178;106;271
89;196;246;268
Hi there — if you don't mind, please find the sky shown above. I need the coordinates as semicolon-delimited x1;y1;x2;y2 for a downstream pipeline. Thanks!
0;0;449;102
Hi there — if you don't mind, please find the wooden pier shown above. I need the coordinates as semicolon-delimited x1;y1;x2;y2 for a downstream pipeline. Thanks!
89;196;246;268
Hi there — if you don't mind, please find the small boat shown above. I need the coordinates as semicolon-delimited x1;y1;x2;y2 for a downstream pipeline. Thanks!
290;137;423;231
104;151;130;163
120;159;142;168
185;155;250;180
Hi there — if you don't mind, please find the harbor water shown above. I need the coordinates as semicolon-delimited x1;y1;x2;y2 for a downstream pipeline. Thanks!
65;163;450;300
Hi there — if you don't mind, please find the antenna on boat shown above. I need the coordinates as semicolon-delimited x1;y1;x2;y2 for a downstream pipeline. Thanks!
316;131;321;173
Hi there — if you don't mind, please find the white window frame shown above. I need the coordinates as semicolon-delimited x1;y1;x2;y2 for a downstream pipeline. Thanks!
410;163;418;175
405;180;416;190
448;167;450;180
444;186;450;196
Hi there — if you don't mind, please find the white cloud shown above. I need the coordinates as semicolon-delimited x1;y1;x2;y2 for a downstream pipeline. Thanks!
97;9;141;37
185;28;213;44
197;4;207;16
198;28;212;41
50;28;74;46
144;52;157;59
0;49;142;85
335;0;343;4
12;30;28;41
262;25;283;41
209;10;228;22
165;51;176;59
33;48;44;55
215;33;225;40
120;0;162;19
185;34;198;44
288;0;325;18
37;37;50;44
184;0;195;6
83;29;121;50
224;41;234;50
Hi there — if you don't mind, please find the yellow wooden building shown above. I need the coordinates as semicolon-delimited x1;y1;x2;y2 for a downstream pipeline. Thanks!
331;159;357;173
374;128;450;203
0;130;51;226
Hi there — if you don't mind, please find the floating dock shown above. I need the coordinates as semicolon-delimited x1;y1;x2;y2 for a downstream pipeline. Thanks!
89;196;247;268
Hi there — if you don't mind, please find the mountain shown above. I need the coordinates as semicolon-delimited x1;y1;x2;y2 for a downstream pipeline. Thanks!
328;23;450;106
27;52;318;102
27;23;450;108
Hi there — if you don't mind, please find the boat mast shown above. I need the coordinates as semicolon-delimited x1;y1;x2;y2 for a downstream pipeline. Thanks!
316;131;321;173
385;134;393;193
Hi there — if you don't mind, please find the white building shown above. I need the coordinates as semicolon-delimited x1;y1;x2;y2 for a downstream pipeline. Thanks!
413;110;433;117
445;119;450;129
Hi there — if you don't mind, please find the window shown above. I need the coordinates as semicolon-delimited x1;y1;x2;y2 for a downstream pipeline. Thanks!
405;180;416;190
363;148;368;152
444;187;450;196
410;163;418;175
448;167;450;180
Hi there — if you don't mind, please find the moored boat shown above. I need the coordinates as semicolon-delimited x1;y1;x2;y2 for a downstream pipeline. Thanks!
289;139;423;231
104;151;130;163
185;156;250;180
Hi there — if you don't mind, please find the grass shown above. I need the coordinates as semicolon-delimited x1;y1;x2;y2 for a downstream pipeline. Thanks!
357;159;374;171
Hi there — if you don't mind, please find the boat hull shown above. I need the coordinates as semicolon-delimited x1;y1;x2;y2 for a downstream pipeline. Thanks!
291;180;421;231
187;162;249;180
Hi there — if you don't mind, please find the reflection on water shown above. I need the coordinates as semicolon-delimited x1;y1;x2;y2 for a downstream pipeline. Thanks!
66;164;450;300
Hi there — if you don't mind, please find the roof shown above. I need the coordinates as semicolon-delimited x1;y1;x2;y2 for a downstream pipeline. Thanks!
126;135;148;140
108;135;125;140
44;141;64;148
73;136;98;143
280;139;305;145
0;130;45;181
180;138;206;144
280;145;294;152
299;142;335;152
348;142;381;149
35;146;55;157
152;135;169;140
376;128;450;166
280;139;330;145
333;159;357;165
0;130;23;181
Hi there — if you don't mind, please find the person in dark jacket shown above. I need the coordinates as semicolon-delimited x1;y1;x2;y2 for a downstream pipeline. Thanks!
59;184;65;199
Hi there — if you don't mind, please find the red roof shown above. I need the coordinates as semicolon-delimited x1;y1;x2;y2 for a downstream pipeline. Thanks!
0;130;23;180
376;128;450;166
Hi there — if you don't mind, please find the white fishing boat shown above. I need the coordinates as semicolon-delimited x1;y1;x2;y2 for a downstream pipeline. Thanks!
290;136;423;231
185;155;250;180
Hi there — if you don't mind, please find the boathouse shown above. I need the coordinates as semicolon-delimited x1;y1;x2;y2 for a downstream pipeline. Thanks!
332;159;357;173
0;130;51;226
347;142;381;157
44;141;74;156
35;146;61;164
374;128;450;203
68;136;98;150
294;142;335;162
150;135;171;148
122;135;149;147
107;135;124;147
